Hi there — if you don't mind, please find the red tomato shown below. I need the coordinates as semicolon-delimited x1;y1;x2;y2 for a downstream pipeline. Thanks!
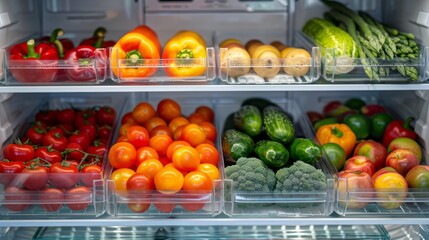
35;147;62;165
157;98;182;122
57;123;75;136
173;125;186;141
21;166;49;190
144;117;167;133
198;121;217;142
35;110;57;126
154;167;184;194
196;143;219;166
187;112;206;124
74;109;97;129
68;131;91;150
195;105;215;123
4;186;32;211
121;112;136;125
43;129;68;152
168;116;189;133
0;161;25;186
172;146;200;172
126;172;155;193
135;146;159;168
96;106;117;126
79;123;97;142
65;143;85;161
97;125;112;140
149;134;173;156
56;108;75;125
127;125;150;149
150;125;174;138
39;188;64;212
128;202;151;213
49;162;79;189
132;102;156;125
109;168;136;192
119;122;135;136
85;145;107;163
3;143;35;162
180;123;206;147
25;122;46;145
108;142;137;169
153;195;176;213
158;155;171;166
65;186;92;211
80;165;103;187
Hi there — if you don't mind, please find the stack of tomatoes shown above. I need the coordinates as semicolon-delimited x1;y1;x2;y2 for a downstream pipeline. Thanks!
108;98;220;213
1;105;117;212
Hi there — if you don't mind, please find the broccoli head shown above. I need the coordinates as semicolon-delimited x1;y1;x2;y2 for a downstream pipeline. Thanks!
275;160;327;193
225;157;276;192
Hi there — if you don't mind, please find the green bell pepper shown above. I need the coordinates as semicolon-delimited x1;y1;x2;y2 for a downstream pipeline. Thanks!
343;113;371;140
370;112;393;140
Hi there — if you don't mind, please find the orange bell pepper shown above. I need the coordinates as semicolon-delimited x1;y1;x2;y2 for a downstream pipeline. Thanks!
316;123;356;156
162;31;207;77
131;25;162;55
110;32;160;78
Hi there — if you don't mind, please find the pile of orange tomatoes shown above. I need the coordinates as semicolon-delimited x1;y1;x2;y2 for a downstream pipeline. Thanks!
107;98;220;213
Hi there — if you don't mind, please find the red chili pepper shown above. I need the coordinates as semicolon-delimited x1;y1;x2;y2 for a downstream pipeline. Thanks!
64;34;107;82
382;116;418;147
8;39;59;82
41;28;74;58
79;27;116;48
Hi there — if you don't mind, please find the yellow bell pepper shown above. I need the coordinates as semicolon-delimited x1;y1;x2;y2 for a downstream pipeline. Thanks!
316;123;357;157
162;31;207;77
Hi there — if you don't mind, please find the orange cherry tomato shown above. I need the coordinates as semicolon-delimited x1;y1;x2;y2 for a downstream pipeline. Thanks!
128;203;150;213
164;163;187;176
135;146;159;168
119;122;135;136
166;141;191;160
181;123;206;147
108;142;137;169
198;121;217;142
195;105;215;123
109;168;135;192
203;139;215;146
136;158;164;179
116;135;128;143
196;143;219;166
187;112;206;124
196;163;220;181
157;98;182;123
121;112;136;125
169;116;189;133
143;117;167;133
154;167;184;194
173;125;186;140
172;146;200;172
150;125;173;138
153;194;176;213
127;125;150;148
158;155;171;166
183;171;212;192
132;102;156;125
149;134;173;156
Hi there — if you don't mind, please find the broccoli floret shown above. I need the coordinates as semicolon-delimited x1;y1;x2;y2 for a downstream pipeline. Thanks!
274;161;327;208
225;157;276;192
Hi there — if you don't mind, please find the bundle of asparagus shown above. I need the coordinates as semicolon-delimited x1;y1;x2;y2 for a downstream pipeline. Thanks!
321;0;419;81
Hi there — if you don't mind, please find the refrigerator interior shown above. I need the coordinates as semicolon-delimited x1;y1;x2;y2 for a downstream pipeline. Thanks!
0;0;429;239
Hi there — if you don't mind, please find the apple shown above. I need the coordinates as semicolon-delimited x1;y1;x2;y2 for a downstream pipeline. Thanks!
387;137;422;163
337;170;375;209
372;167;397;182
307;111;324;125
343;156;375;176
405;165;429;188
385;148;419;176
373;172;408;209
353;140;387;171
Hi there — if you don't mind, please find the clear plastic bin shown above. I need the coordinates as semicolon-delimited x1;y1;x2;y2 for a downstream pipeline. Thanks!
1;41;109;85
0;94;124;217
106;93;223;217
109;47;216;83
218;94;335;217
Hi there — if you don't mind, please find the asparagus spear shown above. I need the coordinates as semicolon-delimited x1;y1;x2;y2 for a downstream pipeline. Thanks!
321;0;382;52
359;11;397;54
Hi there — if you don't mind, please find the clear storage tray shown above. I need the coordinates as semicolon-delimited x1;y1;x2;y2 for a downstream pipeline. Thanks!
0;41;109;85
218;94;335;217
106;93;222;217
217;32;321;84
0;94;124;217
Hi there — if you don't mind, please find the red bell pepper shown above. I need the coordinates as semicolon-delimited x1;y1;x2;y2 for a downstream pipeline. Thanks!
41;28;75;58
382;116;418;147
79;27;116;48
64;36;107;82
8;39;59;83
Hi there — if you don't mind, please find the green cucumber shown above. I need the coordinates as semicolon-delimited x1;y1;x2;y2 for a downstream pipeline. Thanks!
263;106;295;145
222;129;255;166
254;140;289;169
233;105;263;137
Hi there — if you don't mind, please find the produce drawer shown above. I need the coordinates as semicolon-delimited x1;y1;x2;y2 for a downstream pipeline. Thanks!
219;93;335;217
0;93;125;217
217;31;321;84
106;93;223;217
31;225;390;240
295;91;429;216
0;39;109;85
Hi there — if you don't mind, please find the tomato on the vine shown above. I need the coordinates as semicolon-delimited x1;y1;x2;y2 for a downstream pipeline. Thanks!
3;142;35;162
74;109;97;129
157;99;182;122
39;187;64;212
97;125;112;140
68;131;91;150
80;165;103;187
127;125;150;148
79;122;97;142
4;186;32;211
49;161;79;189
96;106;116;126
35;110;57;126
35;147;62;164
65;186;92;211
65;142;85;162
43;129;68;152
0;161;25;186
21;166;49;190
56;108;75;125
108;142;137;169
85;145;107;163
25;122;46;145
